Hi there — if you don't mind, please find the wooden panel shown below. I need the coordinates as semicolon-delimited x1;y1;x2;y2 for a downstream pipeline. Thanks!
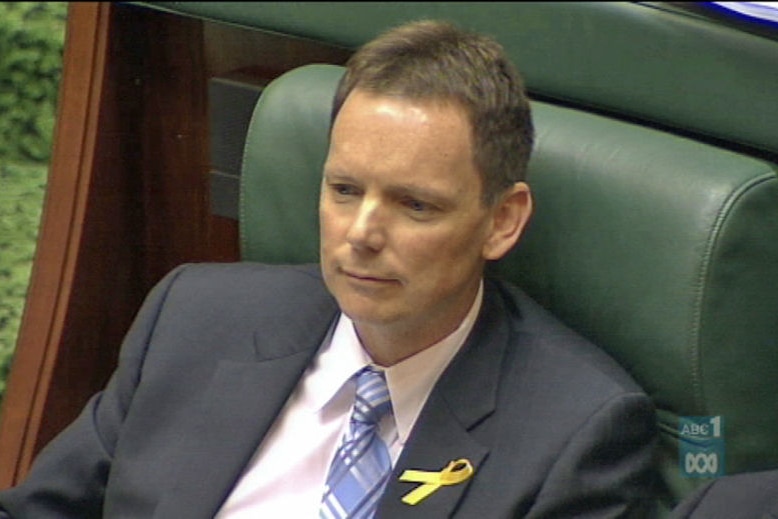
203;20;351;79
0;2;210;485
133;6;211;286
0;2;120;485
202;21;351;260
0;2;351;487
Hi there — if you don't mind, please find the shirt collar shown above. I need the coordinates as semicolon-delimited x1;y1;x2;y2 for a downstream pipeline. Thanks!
304;317;369;413
303;281;484;443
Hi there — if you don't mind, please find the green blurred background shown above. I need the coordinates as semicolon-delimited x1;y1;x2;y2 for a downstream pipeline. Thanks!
0;2;67;403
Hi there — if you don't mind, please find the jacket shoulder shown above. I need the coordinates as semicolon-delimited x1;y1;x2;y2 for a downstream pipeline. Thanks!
157;262;330;308
490;277;648;396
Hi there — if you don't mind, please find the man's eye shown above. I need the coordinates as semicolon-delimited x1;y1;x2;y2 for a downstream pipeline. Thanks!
331;184;358;196
403;198;431;213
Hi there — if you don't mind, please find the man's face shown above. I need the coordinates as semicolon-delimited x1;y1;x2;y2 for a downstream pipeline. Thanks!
320;89;520;359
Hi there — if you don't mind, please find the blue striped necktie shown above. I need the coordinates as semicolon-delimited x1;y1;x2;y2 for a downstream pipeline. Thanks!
320;366;393;519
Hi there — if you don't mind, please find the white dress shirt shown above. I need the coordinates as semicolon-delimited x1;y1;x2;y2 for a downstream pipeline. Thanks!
215;282;483;518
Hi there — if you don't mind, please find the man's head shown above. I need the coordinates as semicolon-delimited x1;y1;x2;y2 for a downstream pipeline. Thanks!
320;20;534;364
332;19;534;206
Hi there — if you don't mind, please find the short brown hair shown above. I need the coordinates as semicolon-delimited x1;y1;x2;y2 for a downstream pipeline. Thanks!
332;20;534;205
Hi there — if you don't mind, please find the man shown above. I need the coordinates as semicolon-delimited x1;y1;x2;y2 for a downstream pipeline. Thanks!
0;20;658;518
670;469;778;518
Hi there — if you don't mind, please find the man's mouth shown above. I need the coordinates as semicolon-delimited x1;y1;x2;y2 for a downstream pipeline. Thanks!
340;268;398;285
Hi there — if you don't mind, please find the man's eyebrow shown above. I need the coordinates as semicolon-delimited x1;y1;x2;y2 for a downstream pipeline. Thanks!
385;184;452;205
322;170;357;182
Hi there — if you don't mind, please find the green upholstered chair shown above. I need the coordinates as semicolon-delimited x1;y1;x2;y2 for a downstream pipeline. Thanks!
239;63;778;516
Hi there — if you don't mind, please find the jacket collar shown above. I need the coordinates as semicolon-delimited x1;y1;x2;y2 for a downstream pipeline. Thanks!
154;283;339;518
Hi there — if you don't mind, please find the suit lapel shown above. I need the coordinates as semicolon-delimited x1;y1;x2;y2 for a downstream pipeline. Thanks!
377;392;490;518
377;280;511;518
153;291;339;518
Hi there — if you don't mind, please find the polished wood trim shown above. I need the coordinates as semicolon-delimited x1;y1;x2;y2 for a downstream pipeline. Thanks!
0;2;112;486
0;3;214;485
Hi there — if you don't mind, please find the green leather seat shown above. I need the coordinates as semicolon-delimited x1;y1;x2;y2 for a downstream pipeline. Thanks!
240;64;778;515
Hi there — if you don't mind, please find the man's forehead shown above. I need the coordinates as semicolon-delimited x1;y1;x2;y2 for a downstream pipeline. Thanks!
337;88;470;123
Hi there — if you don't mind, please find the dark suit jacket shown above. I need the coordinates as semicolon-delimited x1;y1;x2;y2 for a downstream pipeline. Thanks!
670;469;778;519
0;263;658;518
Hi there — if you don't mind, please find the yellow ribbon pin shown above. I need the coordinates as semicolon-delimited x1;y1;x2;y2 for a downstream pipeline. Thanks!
399;458;475;505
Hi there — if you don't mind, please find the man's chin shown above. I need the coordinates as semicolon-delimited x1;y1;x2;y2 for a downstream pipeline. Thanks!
338;302;397;326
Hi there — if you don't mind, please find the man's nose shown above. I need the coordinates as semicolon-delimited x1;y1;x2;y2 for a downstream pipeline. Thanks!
346;198;386;252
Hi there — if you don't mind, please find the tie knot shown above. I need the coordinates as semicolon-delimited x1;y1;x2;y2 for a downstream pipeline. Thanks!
352;367;392;425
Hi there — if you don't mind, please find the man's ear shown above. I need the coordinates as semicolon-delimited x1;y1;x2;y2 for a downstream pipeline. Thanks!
482;182;533;261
